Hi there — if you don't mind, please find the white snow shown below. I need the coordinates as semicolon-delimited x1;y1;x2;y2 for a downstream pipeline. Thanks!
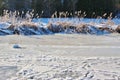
0;22;11;29
0;34;120;80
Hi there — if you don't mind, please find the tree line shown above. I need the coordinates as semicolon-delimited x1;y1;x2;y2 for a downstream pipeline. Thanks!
0;0;120;18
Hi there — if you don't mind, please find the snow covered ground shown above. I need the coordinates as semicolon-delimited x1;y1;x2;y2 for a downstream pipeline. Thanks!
0;34;120;80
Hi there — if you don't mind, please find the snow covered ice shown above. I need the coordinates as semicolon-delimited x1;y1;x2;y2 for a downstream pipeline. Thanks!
0;34;120;80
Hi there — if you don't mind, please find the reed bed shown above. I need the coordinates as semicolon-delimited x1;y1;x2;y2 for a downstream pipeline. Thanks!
0;10;120;35
47;11;120;34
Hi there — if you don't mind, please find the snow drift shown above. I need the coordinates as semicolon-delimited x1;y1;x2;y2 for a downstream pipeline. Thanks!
0;20;120;35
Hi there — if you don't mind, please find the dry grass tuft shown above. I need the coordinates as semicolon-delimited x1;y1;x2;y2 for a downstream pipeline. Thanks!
47;21;117;34
47;22;91;33
116;25;120;33
47;22;64;33
7;22;38;30
21;22;38;30
98;27;115;33
7;24;16;30
75;24;90;33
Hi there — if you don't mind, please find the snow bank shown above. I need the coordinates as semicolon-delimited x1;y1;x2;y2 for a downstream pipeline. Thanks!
0;22;51;35
47;21;118;35
0;18;120;35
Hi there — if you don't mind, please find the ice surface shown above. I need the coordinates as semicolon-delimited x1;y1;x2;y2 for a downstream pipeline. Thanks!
0;34;120;80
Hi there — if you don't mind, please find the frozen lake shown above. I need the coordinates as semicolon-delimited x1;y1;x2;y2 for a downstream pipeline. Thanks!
0;34;120;79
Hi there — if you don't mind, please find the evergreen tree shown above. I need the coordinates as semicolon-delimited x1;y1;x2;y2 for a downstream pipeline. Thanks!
0;0;120;17
0;0;6;15
76;0;115;18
